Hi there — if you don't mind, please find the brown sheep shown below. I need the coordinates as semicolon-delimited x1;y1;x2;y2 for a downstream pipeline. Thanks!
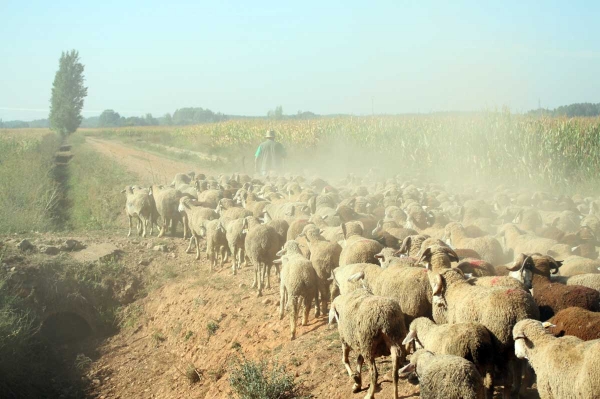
547;307;600;341
507;253;600;321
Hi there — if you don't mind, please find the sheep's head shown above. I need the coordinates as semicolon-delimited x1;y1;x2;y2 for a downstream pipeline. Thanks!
428;272;447;312
417;245;459;271
276;240;303;257
513;319;556;360
342;221;364;239
511;253;562;279
374;247;397;268
395;236;413;256
506;253;535;289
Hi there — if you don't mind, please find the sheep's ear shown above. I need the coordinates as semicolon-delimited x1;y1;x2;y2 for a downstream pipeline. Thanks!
341;223;348;239
348;271;365;282
328;305;339;324
507;253;528;271
273;259;282;265
398;362;416;376
541;322;556;329
418;247;432;266
441;246;460;263
431;273;444;296
401;330;417;346
512;209;523;224
398;236;412;254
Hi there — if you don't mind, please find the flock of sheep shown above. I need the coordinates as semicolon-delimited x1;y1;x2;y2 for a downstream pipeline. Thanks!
121;171;600;399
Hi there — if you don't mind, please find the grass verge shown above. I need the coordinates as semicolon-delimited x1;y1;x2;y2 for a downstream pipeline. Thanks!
67;134;136;230
0;133;61;233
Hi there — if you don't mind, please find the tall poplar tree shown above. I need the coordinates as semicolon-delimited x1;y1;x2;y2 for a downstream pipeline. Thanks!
49;50;88;137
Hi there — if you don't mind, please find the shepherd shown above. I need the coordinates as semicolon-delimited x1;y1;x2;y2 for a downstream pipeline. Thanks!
254;129;286;176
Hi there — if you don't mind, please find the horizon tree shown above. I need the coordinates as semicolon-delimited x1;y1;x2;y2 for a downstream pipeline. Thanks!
49;50;88;137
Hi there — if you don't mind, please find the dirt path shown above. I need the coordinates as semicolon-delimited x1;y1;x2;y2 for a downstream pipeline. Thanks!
86;137;210;185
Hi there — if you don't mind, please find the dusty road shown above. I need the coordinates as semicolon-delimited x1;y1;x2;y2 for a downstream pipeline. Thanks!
86;137;206;185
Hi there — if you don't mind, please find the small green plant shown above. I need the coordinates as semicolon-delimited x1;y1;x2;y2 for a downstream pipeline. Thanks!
231;341;242;350
207;321;220;336
229;357;306;399
186;364;201;384
184;330;194;341
290;357;302;367
151;330;166;345
210;364;227;382
74;353;92;371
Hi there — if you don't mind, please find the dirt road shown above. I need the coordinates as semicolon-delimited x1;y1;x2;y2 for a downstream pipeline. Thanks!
86;137;204;185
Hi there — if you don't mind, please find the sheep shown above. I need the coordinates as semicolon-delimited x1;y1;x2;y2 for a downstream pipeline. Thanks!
201;219;228;272
546;307;600;341
193;186;222;208
428;267;539;397
334;204;377;238
513;319;600;399
261;211;289;249
150;185;184;237
221;217;247;275
338;221;384;266
506;253;600;320
330;263;384;298
374;247;417;269
338;260;434;325
555;255;600;276
329;288;407;399
274;241;319;340
286;218;310;241
497;223;557;260
371;219;416;248
171;171;195;189
244;217;281;296
403;318;494;398
397;234;430;258
301;228;342;315
398;349;485;399
177;197;219;258
454;258;496;277
121;186;153;238
444;222;504;266
564;273;600;291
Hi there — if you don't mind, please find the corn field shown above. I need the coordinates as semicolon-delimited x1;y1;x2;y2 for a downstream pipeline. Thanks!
81;112;600;192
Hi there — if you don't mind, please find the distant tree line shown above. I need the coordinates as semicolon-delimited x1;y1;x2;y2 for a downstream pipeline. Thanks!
529;102;600;117
0;105;321;129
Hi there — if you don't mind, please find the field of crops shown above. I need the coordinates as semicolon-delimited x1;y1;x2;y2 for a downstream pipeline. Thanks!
81;112;600;193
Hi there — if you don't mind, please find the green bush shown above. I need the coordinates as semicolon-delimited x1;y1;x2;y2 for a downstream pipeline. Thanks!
229;358;305;399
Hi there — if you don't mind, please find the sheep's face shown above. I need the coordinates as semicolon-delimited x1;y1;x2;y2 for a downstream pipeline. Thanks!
514;337;530;360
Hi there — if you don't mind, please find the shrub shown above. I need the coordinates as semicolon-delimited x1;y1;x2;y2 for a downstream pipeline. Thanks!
228;357;305;399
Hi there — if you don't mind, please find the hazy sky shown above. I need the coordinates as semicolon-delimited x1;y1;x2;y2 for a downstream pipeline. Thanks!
1;0;599;121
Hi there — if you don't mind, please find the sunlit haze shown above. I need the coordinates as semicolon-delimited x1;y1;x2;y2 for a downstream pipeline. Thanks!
2;0;600;121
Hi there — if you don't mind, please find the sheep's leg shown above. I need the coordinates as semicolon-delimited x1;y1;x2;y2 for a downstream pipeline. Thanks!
342;342;354;378
264;264;271;289
391;345;400;399
127;215;133;237
208;250;214;272
251;262;258;289
220;246;226;268
136;216;143;236
511;358;523;399
140;215;148;238
365;357;378;399
279;286;286;320
353;355;364;393
478;364;494;399
290;296;299;340
158;217;166;238
194;235;201;261
186;236;195;253
302;293;312;326
181;216;187;239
